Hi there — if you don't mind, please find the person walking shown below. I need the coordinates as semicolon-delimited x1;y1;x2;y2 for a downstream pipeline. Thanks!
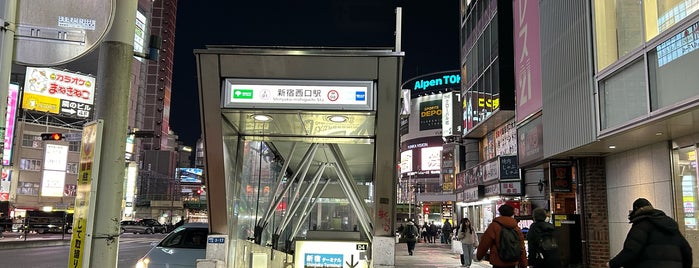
402;219;419;256
428;221;438;243
443;219;453;244
527;208;560;268
457;218;478;267
607;198;692;268
476;204;527;268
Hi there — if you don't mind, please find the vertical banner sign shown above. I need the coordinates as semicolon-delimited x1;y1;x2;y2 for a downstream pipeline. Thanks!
514;0;543;122
3;84;19;165
550;162;573;192
69;120;103;268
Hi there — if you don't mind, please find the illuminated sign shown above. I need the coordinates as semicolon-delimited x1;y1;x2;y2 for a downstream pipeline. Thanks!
44;144;69;171
178;168;203;183
413;74;460;90
24;67;95;105
22;92;61;114
134;10;147;58
0;168;11;201
41;170;66;197
295;241;368;268
400;150;413;173
223;79;374;110
402;70;461;98
420;147;442;171
419;100;441;130
3;84;19;165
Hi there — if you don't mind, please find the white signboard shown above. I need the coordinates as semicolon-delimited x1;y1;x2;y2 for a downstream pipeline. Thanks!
44;144;69;171
400;150;413;173
223;79;374;110
420;147;442;171
500;181;522;195
24;67;96;105
442;92;453;136
295;240;369;268
41;170;66;197
483;159;499;183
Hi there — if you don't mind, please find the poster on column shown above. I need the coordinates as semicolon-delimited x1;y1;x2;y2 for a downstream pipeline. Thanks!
69;120;103;268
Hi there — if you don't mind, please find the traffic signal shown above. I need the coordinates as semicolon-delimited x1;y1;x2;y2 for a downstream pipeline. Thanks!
40;133;64;141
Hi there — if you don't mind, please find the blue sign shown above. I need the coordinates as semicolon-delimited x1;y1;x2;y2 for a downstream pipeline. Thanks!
208;237;225;244
304;253;343;267
402;70;461;98
355;91;366;101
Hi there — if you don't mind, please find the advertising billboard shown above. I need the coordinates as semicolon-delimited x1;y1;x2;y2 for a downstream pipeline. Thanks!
44;144;69;171
23;67;95;118
178;168;203;183
514;0;543;122
3;84;20;165
41;170;66;197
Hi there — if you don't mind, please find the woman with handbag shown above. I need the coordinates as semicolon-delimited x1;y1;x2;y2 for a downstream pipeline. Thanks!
457;218;479;267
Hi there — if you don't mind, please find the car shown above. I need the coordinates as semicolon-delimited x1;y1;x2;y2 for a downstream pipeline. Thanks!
120;220;154;234
135;222;208;268
140;219;168;234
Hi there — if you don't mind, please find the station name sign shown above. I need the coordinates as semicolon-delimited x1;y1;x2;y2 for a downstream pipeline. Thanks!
223;79;374;111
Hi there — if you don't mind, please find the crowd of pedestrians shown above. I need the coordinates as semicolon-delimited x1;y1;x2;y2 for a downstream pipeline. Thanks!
401;198;693;268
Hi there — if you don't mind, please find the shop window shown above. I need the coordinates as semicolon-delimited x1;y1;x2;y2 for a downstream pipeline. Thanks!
644;0;699;41
673;145;699;264
598;60;648;130
593;0;644;70
69;141;80;152
648;21;699;110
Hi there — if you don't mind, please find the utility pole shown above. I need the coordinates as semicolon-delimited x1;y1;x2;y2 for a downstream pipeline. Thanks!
89;0;136;267
0;0;17;141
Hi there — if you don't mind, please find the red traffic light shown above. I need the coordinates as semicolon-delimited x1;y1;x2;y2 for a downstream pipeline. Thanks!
40;133;64;141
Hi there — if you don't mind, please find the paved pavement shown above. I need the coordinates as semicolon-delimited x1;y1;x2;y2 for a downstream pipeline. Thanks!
395;241;493;268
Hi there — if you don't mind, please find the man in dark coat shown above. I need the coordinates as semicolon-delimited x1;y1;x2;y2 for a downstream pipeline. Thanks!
608;198;692;268
526;208;560;268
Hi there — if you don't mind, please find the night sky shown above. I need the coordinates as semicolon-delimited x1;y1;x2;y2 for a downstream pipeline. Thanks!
170;1;460;146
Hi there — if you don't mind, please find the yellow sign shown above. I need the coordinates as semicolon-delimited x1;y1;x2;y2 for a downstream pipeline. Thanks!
69;121;101;268
22;92;60;114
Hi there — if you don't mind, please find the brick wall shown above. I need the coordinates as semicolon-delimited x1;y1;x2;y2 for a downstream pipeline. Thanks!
580;157;609;267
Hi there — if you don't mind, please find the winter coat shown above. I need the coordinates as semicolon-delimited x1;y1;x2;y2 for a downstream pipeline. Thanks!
402;222;419;243
609;206;693;268
476;216;527;268
458;225;479;245
526;221;560;268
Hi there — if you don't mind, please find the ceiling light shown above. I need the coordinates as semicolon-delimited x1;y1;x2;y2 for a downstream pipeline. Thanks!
655;132;663;136
327;115;348;123
252;114;272;122
608;145;616;149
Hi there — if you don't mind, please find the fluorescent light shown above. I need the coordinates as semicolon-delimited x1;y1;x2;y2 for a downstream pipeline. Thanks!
327;115;348;123
252;114;272;122
608;145;616;149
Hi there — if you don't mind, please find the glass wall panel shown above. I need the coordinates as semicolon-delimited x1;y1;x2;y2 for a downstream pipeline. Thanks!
645;0;699;41
594;0;644;70
599;60;647;129
648;21;699;109
672;146;699;265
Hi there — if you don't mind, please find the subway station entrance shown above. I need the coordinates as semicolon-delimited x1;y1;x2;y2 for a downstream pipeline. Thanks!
195;46;403;267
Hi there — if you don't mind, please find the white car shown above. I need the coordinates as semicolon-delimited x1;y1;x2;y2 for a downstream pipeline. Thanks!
135;222;208;268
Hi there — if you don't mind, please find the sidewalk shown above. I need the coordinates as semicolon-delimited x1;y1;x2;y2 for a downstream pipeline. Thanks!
395;242;492;268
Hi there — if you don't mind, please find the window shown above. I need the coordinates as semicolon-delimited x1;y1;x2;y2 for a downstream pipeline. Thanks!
19;159;42;171
21;134;41;148
672;146;699;254
69;141;80;152
17;182;40;196
67;163;79;174
599;60;648;129
594;0;644;70
644;0;699;41
648;21;699;110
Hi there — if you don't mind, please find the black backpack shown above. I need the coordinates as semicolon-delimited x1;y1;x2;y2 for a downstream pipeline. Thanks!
494;221;522;262
536;228;559;258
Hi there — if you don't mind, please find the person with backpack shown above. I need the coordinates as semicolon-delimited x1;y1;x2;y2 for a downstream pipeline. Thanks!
443;219;453;244
607;198;693;268
402;219;419;256
527;208;560;268
457;217;479;267
476;204;527;268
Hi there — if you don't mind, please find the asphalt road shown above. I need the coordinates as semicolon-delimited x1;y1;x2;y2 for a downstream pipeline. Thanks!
0;232;167;268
